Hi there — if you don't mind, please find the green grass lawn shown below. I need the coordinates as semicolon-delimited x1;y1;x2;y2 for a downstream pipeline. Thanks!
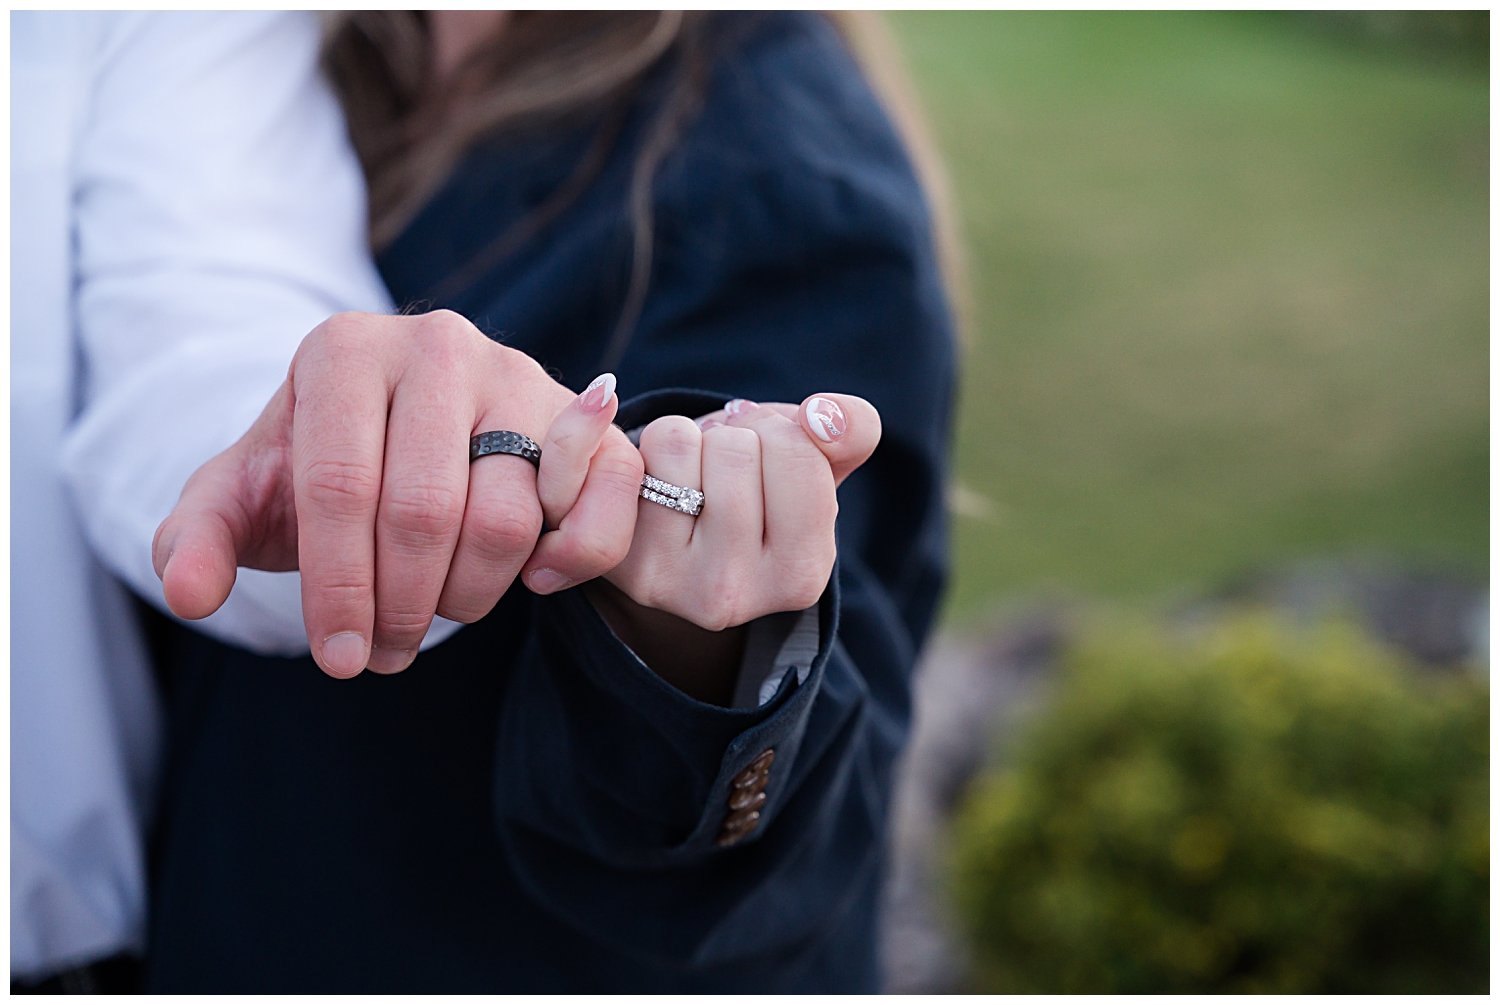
890;12;1488;621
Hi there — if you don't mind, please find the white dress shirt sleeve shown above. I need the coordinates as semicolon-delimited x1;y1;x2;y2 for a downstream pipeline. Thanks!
56;12;460;656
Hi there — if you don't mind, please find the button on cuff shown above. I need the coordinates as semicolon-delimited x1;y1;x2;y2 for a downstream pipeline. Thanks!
728;788;767;812
716;748;776;847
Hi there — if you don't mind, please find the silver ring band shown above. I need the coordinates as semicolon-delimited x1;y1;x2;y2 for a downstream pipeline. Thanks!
640;473;705;517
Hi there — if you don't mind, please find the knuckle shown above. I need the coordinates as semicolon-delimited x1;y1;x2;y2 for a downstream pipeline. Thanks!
436;591;500;626
639;415;701;460
467;506;542;557
500;343;547;381
704;426;761;469
608;564;644;602
605;425;641;454
300;457;380;514
545;422;587;455
790;577;829;611
314;310;374;345
798;488;838;527
372;605;434;639
476;333;544;385
294;313;357;371
415;308;473;339
624;580;661;613
604;530;635;569
303;311;389;363
412;309;476;363
617;564;657;606
757;413;814;452
593;448;647;495
692;600;740;634
380;481;465;543
623;561;675;612
597;528;635;571
774;550;833;609
558;531;630;577
307;573;371;614
686;613;724;633
688;570;747;631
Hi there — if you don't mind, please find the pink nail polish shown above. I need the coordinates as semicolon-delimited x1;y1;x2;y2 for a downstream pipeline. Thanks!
805;397;846;442
579;373;616;414
725;398;758;417
698;417;724;430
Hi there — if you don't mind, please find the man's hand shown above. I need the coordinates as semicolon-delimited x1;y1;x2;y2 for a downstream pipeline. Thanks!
152;310;643;679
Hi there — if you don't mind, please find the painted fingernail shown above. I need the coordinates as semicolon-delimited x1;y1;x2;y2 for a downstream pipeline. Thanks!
527;568;573;594
698;417;724;430
322;632;368;677
725;398;758;417
366;646;416;674
805;397;847;442
579;372;617;414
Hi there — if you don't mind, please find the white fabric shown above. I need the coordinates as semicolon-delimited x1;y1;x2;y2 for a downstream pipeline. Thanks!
11;11;456;978
732;607;820;708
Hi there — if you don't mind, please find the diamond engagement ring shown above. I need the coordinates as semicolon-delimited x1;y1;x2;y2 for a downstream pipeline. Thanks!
640;473;705;517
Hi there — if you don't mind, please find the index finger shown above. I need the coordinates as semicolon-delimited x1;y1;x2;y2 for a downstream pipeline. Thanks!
290;336;391;679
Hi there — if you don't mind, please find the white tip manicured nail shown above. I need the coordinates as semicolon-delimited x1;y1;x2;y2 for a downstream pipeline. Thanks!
592;372;616;406
579;372;616;413
805;397;846;442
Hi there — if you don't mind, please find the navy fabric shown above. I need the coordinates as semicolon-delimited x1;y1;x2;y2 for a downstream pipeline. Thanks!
143;11;955;992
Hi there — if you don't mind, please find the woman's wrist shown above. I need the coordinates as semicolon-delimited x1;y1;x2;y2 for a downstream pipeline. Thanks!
583;578;747;707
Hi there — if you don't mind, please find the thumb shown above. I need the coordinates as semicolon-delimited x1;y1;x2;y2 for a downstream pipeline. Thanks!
534;372;619;529
153;491;240;622
153;432;293;621
798;393;881;487
153;379;300;621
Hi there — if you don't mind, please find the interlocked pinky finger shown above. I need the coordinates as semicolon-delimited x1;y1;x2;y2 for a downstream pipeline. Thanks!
522;428;643;594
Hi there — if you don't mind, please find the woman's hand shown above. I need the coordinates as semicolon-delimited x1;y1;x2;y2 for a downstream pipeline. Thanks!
152;309;643;679
527;392;880;705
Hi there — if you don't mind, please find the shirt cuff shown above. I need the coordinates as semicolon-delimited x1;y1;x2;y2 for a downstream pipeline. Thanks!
731;606;820;708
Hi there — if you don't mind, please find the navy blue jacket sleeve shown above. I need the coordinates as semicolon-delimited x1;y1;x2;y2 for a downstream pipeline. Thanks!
486;13;957;966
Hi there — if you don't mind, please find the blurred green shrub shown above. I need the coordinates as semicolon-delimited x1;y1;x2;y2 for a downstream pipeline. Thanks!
1302;10;1488;62
950;617;1488;993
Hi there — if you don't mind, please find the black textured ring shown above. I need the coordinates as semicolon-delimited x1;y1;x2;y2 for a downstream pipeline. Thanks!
469;430;542;468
